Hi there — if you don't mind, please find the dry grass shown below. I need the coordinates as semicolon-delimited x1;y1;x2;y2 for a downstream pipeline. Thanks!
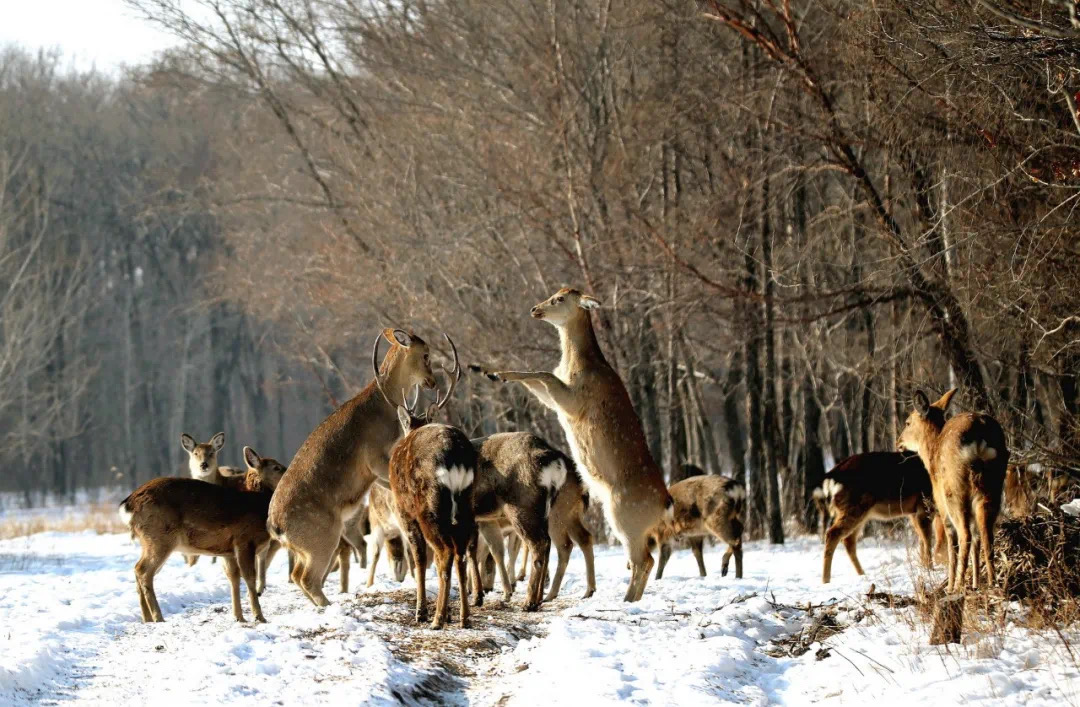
996;508;1080;628
0;502;127;540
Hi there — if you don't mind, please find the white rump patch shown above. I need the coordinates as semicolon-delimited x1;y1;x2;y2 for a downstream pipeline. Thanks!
725;484;747;501
117;503;133;527
821;479;842;500
540;459;567;492
436;465;474;525
960;441;999;464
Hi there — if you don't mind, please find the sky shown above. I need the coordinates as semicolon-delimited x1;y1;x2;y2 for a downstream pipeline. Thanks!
0;0;179;72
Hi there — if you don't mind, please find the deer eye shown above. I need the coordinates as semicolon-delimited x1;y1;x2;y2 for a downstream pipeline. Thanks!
555;296;563;303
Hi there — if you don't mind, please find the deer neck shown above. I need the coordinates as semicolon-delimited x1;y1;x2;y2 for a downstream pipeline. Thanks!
557;312;606;377
916;427;944;475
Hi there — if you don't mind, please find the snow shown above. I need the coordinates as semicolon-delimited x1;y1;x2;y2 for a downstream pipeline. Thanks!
1062;499;1080;517
0;526;1077;705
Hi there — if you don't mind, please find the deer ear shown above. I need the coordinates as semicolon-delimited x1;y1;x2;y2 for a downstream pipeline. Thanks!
913;390;930;416
934;388;958;412
389;328;412;347
210;432;225;451
578;294;601;310
243;446;260;469
180;434;196;453
397;406;412;433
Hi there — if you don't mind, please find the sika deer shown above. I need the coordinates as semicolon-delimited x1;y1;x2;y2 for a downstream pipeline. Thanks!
652;475;745;580
814;452;935;584
118;454;284;623
469;432;569;610
897;389;1009;593
366;484;411;585
181;432;246;487
268;329;455;607
388;396;476;630
236;447;289;594
482;288;672;602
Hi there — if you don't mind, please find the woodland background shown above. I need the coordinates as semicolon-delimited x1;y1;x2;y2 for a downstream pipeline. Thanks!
1;0;1078;542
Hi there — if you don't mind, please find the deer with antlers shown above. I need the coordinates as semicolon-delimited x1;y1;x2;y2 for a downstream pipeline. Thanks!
482;288;672;602
267;329;458;607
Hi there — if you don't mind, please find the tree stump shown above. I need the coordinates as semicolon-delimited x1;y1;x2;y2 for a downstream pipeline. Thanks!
930;593;964;645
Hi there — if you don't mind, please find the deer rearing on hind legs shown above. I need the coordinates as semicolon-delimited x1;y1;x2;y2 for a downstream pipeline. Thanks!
897;388;1008;594
268;328;454;607
482;288;672;602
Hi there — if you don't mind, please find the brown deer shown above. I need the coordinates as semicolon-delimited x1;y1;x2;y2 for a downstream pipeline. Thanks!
814;452;935;584
652;474;745;580
267;329;455;607
483;288;672;602
118;447;285;623
388;397;477;629
366;484;411;586
897;389;1009;593
469;432;570;610
237;447;290;594
181;432;246;487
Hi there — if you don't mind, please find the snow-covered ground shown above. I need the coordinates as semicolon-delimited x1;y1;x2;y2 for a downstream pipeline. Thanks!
0;527;1077;705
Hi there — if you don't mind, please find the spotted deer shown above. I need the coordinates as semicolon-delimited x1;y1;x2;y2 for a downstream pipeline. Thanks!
897;389;1009;593
814;452;935;584
468;432;569;610
267;329;454;607
118;449;285;623
388;394;476;630
482;288;672;602
652;474;745;580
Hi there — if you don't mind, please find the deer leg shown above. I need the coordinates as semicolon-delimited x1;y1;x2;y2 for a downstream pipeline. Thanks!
455;552;471;628
298;540;336;607
366;528;384;588
338;542;352;594
655;541;672;580
236;545;266;622
954;511;972;595
516;545;529;583
691;537;708;577
842;535;865;576
567;519;596;599
258;540;281;595
822;514;862;583
222;555;245;622
184;554;198;567
432;548;453;630
135;545;171;623
287;550;296;584
975;500;999;589
910;511;934;569
732;541;744;579
466;532;485;608
479;522;513;601
822;526;843;584
407;525;428;623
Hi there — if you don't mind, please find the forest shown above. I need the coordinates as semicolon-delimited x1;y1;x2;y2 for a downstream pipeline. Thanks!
1;0;1078;544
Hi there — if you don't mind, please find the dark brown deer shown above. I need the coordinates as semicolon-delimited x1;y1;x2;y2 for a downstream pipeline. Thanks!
388;393;476;630
814;452;935;584
118;451;285;623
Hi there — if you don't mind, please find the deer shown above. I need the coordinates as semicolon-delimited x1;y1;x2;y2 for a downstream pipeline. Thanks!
181;432;246;487
388;392;476;630
118;445;285;623
267;328;456;607
179;432;247;568
503;453;596;602
480;288;672;602
366;484;411;586
652;474;746;580
897;388;1009;593
468;432;569;611
813;452;936;584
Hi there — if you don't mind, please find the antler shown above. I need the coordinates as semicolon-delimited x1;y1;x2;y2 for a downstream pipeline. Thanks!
433;333;461;411
372;332;397;407
401;384;421;417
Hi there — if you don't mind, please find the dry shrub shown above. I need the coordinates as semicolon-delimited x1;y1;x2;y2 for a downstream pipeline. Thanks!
0;502;126;540
996;509;1080;627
